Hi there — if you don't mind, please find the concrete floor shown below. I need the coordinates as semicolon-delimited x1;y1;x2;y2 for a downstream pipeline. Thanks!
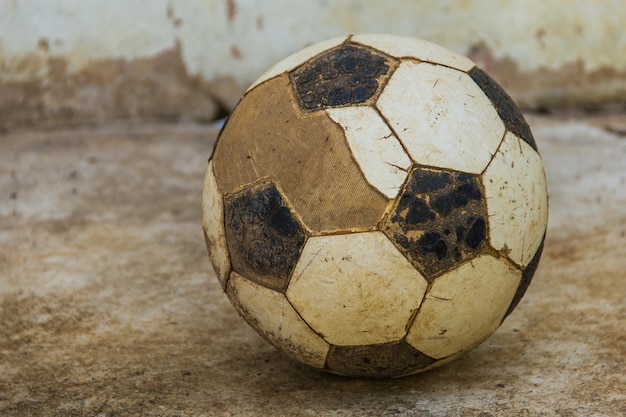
0;116;624;416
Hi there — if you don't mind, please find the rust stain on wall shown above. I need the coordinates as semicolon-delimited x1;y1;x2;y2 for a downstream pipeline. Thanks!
230;45;242;60
37;38;50;52
166;4;183;27
227;0;237;23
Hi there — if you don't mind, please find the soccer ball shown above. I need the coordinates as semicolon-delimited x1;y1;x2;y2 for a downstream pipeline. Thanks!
202;34;548;378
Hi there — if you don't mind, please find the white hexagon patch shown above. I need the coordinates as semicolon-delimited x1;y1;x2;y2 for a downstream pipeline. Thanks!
406;255;521;359
287;231;428;346
483;131;548;267
377;61;505;174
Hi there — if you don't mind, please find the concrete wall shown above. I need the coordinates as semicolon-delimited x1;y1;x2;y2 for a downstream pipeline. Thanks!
1;0;625;127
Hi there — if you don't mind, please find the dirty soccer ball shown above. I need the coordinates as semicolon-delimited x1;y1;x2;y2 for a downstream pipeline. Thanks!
202;34;548;378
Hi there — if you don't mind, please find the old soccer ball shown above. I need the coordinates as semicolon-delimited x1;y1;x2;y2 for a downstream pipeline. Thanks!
202;34;548;378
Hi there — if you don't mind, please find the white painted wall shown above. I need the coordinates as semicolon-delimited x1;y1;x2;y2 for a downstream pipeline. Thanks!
1;0;625;86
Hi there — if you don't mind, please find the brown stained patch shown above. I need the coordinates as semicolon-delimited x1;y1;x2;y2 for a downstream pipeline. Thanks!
37;38;50;52
0;46;218;129
467;41;626;112
212;75;389;232
166;5;183;27
226;0;237;22
230;45;242;60
325;341;435;378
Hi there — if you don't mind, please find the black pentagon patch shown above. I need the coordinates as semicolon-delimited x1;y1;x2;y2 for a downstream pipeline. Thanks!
224;180;306;292
289;42;398;112
325;341;435;378
502;233;546;320
383;167;489;279
469;67;538;151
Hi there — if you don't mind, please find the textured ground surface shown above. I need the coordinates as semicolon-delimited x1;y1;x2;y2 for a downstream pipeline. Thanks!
0;116;624;416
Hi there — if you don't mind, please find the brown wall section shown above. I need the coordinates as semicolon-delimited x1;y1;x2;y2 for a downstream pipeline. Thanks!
0;46;221;130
